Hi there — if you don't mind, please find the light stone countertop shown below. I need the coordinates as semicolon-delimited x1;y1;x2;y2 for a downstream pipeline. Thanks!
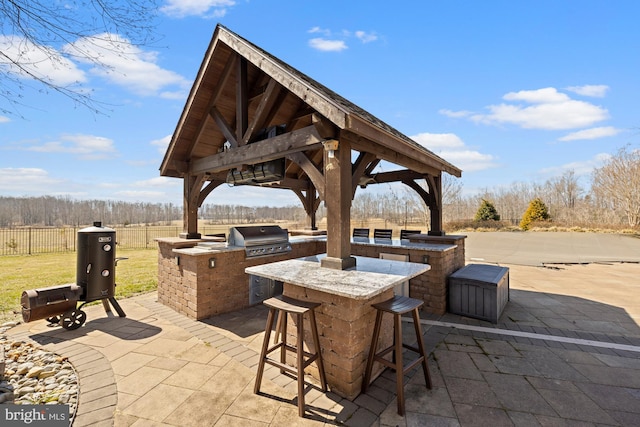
350;237;456;252
245;254;431;300
161;235;454;257
289;235;457;252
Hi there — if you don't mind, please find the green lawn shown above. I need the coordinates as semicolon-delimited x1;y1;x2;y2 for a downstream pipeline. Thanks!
0;249;158;323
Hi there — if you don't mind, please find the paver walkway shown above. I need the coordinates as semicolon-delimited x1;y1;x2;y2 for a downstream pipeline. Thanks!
7;261;640;426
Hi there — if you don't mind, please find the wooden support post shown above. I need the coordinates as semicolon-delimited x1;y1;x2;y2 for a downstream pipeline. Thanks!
306;182;317;230
321;137;356;270
180;174;203;239
427;174;445;236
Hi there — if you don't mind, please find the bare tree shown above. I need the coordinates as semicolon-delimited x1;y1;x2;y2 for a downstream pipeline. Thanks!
547;170;582;209
0;0;158;115
591;145;640;227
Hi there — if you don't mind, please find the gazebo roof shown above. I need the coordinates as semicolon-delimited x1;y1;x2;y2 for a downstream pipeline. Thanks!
160;24;461;185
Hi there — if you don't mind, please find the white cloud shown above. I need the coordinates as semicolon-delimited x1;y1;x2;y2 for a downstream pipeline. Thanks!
355;31;378;43
558;126;621;141
132;176;179;187
0;116;9;123
412;132;465;149
161;0;235;18
0;35;86;86
437;150;498;172
503;87;569;104
64;33;191;97
566;84;609;97
308;27;331;36
151;135;172;155
411;132;497;172
439;109;473;118
0;168;64;192
308;38;348;52
466;87;609;130
26;134;117;160
539;152;611;177
307;26;380;52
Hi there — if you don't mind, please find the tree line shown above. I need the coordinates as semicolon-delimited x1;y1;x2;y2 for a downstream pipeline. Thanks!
0;196;309;228
356;145;640;230
2;146;638;230
432;145;640;229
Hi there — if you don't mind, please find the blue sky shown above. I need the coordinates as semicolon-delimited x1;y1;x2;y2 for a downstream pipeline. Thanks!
1;1;638;207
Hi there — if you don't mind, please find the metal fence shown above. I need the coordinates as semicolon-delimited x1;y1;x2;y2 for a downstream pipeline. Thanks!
0;226;238;256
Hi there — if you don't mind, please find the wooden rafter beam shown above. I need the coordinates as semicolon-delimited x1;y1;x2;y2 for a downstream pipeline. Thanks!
239;177;310;191
425;174;440;209
312;113;339;139
236;57;248;145
286;151;325;200
210;106;237;148
188;54;237;158
197;180;224;206
351;152;378;195
344;130;442;177
370;169;426;183
190;125;324;175
243;79;282;144
286;104;314;131
402;179;432;205
346;114;461;177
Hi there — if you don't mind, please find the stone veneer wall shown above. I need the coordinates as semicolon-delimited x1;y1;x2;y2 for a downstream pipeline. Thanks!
156;238;325;320
351;241;465;315
157;235;466;320
283;283;394;400
408;234;466;271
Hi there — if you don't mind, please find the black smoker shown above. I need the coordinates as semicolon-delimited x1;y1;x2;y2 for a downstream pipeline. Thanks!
21;222;126;330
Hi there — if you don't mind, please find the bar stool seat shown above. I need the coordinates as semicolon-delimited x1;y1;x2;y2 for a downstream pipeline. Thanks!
254;295;327;417
362;295;432;416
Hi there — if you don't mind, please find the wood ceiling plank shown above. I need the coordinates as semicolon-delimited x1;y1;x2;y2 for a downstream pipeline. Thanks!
188;54;237;159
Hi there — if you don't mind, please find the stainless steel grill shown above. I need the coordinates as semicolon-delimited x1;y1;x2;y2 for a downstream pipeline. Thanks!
228;225;291;258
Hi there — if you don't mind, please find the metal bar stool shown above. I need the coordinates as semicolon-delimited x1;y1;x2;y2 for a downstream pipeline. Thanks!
254;295;327;417
362;295;432;415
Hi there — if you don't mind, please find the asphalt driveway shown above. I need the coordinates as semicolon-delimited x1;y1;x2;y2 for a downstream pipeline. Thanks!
463;231;640;266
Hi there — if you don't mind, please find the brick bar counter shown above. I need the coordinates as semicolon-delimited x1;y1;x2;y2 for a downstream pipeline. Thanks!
155;236;325;320
350;238;462;315
245;255;430;400
156;235;464;320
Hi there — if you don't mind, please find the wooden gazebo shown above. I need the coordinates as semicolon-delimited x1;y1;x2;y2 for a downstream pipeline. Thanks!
160;24;462;270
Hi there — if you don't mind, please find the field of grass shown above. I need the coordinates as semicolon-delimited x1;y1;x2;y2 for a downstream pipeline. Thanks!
0;248;158;323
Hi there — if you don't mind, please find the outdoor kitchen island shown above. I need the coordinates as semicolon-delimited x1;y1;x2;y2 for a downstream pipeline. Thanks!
245;254;430;400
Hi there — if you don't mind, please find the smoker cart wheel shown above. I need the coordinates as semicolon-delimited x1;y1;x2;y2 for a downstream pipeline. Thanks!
46;316;61;324
61;309;87;330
